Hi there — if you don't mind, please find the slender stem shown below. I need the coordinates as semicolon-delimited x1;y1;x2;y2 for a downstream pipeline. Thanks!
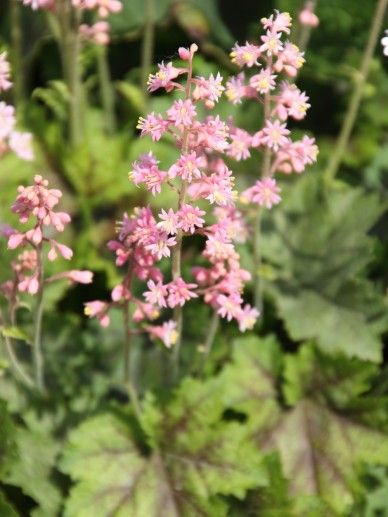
32;244;45;392
325;0;388;181
97;45;116;134
0;310;34;389
57;1;84;146
297;0;319;52
253;84;271;313
10;0;25;109
141;0;155;96
199;312;219;375
171;55;194;377
122;303;142;419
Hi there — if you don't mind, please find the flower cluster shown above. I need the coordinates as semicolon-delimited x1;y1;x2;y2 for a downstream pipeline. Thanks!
1;175;92;299
226;11;318;208
0;52;34;161
85;43;259;347
19;0;122;45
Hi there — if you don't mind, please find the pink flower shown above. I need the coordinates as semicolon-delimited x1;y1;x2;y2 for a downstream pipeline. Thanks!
9;132;34;161
250;69;277;94
274;43;305;77
217;293;243;321
19;0;54;9
176;204;206;234
145;233;177;260
0;52;12;91
227;128;252;161
0;102;15;139
192;73;224;107
72;0;122;17
168;151;204;182
137;112;168;141
157;209;178;235
261;11;292;34
167;278;198;308
167;99;196;127
147;320;178;348
66;270;94;283
225;73;247;104
148;62;184;92
260;30;283;56
79;22;110;45
274;135;318;174
261;119;290;151
299;2;319;27
84;300;110;327
230;42;261;67
130;152;167;195
237;305;260;331
144;279;168;307
241;178;281;209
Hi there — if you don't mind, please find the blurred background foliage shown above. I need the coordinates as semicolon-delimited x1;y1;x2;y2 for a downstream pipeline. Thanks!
1;0;388;515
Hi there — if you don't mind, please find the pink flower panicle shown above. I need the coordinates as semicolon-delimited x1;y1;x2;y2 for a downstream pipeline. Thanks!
1;177;92;302
85;43;260;345
225;10;318;214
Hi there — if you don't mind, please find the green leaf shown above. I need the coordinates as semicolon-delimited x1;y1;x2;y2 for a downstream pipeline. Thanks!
262;398;388;514
0;492;17;517
283;344;378;407
261;175;387;361
6;421;62;517
61;377;266;516
0;401;17;479
0;326;32;345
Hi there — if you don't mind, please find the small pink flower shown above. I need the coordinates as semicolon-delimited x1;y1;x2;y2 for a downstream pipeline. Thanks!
137;112;168;141
261;119;290;151
148;62;184;92
79;22;110;45
66;270;94;283
299;2;319;27
260;30;283;56
250;69;277;94
9;131;34;161
192;73;224;106
241;178;281;209
225;73;247;104
230;42;261;67
147;320;178;348
167;99;196;127
261;11;292;34
0;102;15;139
176;204;206;234
157;209;178;235
168;151;204;182
167;278;198;308
217;293;243;321
144;279;168;307
237;305;260;332
227;128;252;161
84;300;110;327
131;152;167;195
0;52;12;91
145;233;177;260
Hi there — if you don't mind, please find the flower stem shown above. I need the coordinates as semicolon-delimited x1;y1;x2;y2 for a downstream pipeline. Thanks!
325;0;387;181
297;0;319;52
122;303;142;419
253;86;271;313
32;244;45;393
10;0;25;109
171;54;194;378
0;310;34;389
141;0;155;96
198;311;219;375
97;45;116;135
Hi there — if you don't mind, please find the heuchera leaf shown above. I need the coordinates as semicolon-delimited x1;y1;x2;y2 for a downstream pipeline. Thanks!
61;377;267;516
261;175;388;361
219;336;388;514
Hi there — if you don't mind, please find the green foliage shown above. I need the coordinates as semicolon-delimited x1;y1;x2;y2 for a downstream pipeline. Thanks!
261;175;388;361
61;378;266;516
